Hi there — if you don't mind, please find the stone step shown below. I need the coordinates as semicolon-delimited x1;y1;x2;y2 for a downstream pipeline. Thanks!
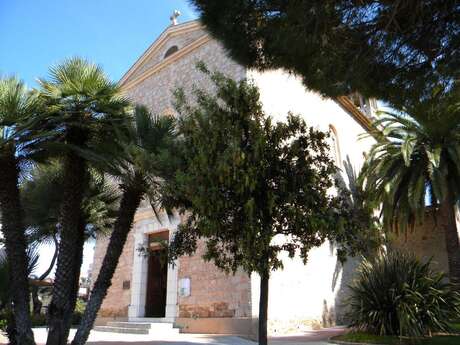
129;317;175;323
94;322;180;335
93;326;149;335
107;322;152;329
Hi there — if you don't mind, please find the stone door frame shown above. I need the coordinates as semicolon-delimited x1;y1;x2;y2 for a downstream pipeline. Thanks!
128;214;179;321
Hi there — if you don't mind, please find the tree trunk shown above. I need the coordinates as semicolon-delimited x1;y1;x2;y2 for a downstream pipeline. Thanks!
0;150;36;345
31;286;42;316
439;193;460;286
71;184;144;345
61;221;86;342
258;268;269;345
32;235;58;316
46;150;87;345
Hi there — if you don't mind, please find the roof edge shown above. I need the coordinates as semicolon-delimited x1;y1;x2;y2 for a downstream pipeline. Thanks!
119;20;203;86
335;96;374;134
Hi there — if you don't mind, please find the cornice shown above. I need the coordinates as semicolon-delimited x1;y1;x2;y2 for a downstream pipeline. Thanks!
119;20;203;87
335;96;374;134
121;34;211;91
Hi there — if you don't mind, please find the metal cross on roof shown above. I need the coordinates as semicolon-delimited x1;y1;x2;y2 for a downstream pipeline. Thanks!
170;10;181;25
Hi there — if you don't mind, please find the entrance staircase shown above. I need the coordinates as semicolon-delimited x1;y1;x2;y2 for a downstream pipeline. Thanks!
94;320;180;335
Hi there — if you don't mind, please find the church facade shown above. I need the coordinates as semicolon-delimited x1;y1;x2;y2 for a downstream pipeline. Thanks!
90;19;430;336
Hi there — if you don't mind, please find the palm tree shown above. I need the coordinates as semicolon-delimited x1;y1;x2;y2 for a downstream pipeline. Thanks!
0;76;42;345
38;58;129;345
0;245;40;344
362;92;460;285
334;156;383;259
21;163;119;315
72;106;177;345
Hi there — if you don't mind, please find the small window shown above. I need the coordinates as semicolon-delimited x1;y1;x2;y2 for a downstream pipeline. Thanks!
164;45;179;59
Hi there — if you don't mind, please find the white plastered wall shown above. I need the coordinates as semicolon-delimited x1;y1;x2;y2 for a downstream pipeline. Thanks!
248;69;375;330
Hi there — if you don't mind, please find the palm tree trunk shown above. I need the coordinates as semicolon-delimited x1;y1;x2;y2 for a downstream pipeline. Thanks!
258;268;269;345
46;150;87;345
439;192;460;286
71;184;144;345
32;235;58;316
0;150;36;345
61;221;86;342
31;286;42;316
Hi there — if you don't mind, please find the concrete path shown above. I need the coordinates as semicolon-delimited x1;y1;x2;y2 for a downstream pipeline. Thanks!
32;328;257;345
0;327;345;345
269;326;346;345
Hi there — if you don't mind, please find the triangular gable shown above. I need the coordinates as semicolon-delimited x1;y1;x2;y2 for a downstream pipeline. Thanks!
119;20;205;87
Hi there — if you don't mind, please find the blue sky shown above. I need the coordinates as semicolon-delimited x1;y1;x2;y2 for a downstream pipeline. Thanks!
0;0;198;277
0;0;198;88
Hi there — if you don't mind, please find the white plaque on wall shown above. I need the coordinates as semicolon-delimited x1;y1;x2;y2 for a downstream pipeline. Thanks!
178;277;191;297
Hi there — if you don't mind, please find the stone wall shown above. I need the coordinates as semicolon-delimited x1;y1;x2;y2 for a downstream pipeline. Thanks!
392;212;449;274
130;27;208;81
123;36;246;115
91;25;250;325
177;240;252;319
91;229;135;317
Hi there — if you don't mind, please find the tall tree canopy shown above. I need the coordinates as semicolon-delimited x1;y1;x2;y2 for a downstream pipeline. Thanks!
191;0;460;108
166;66;365;345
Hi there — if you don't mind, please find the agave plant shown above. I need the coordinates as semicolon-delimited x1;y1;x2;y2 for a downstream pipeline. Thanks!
348;250;460;337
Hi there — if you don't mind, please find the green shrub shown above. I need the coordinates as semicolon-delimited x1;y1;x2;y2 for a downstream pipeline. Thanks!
71;298;86;326
348;250;460;337
0;315;6;332
74;299;86;314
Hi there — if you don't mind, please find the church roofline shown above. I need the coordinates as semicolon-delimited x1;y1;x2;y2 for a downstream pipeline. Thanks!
119;20;374;135
119;19;204;87
335;96;374;133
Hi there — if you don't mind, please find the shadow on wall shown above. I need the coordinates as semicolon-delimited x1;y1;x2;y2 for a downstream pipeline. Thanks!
330;255;362;326
317;242;364;327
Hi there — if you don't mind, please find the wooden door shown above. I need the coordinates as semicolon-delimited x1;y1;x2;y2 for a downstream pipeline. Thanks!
145;232;169;317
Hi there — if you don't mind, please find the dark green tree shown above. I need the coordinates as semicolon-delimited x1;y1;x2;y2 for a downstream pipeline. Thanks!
38;58;129;345
191;0;460;108
166;66;355;345
71;106;178;345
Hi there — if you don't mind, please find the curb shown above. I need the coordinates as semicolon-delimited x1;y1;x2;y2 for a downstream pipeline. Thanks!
328;336;383;345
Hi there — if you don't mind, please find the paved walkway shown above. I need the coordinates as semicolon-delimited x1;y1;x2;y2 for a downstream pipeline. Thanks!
269;327;346;345
32;328;257;345
0;327;346;345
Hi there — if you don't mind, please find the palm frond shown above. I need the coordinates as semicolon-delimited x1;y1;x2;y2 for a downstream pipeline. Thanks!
362;98;460;234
